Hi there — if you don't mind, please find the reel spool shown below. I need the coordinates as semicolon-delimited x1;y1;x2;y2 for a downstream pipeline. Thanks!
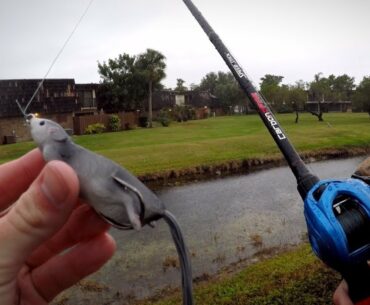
304;178;370;270
334;195;370;253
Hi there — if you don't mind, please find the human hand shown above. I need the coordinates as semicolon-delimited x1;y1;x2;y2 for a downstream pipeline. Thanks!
333;280;354;305
333;278;370;305
334;157;370;305
0;149;116;304
354;157;370;177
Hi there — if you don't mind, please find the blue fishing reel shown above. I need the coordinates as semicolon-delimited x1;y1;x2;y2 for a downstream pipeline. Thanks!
305;177;370;302
305;178;370;268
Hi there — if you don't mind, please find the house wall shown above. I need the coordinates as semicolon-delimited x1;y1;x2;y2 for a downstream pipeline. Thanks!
0;79;79;118
76;83;99;108
0;113;74;144
0;117;29;143
305;101;352;113
175;95;185;106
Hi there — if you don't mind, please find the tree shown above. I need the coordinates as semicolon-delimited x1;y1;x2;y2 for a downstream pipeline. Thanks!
260;74;284;88
97;53;146;112
259;74;285;112
136;49;166;128
175;78;188;92
189;83;199;91
199;71;245;112
199;72;218;94
332;74;355;101
353;76;370;115
307;73;331;121
214;73;243;112
307;73;355;120
288;81;307;123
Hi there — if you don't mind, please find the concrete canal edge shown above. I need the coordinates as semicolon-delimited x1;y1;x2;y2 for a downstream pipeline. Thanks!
138;147;370;189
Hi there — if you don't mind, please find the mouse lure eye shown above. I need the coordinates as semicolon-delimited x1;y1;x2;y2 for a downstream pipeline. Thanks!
39;121;45;126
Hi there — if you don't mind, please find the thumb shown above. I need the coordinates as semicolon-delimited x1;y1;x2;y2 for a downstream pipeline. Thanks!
0;161;79;275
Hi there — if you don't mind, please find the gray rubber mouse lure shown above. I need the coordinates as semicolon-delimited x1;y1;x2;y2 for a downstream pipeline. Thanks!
26;114;194;305
28;114;162;230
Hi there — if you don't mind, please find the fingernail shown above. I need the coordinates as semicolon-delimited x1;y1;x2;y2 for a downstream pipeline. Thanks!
41;165;68;207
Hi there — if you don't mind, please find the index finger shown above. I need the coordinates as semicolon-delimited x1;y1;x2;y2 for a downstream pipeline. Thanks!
0;148;45;210
333;280;353;305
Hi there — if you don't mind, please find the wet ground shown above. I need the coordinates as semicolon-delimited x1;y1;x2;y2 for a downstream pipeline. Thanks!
54;156;366;305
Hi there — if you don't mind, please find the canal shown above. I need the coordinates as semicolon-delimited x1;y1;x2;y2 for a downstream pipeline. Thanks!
57;156;366;305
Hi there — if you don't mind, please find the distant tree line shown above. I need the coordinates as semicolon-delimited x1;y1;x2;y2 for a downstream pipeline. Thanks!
97;49;370;120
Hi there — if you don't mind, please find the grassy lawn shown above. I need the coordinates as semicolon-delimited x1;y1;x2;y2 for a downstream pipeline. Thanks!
2;113;368;304
1;113;369;175
135;244;340;305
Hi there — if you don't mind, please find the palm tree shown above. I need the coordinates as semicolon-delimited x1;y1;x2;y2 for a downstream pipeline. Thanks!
136;49;166;127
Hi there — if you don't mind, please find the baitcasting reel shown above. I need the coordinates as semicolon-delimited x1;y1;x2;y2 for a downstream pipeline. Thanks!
305;177;370;302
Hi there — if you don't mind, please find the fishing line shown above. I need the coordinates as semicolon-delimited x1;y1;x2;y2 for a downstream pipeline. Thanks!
15;99;26;117
22;0;95;115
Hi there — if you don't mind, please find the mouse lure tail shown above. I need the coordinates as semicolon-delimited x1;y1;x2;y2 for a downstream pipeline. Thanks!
163;210;194;305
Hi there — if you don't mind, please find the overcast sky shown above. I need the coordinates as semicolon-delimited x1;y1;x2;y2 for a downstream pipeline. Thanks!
0;0;369;89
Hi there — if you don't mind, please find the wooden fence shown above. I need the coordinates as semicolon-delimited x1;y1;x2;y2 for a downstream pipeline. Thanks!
73;112;139;135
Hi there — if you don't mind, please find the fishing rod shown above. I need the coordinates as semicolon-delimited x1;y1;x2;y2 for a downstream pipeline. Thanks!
182;0;370;304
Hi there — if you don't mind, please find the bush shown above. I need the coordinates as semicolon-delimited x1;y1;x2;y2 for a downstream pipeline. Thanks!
108;114;121;131
157;109;171;127
139;116;148;127
174;105;195;122
85;123;106;134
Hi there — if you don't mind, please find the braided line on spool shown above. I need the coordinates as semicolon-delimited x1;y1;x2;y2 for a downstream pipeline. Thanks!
334;196;370;252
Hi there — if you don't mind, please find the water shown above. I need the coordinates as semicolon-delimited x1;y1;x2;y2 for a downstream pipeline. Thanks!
57;156;367;304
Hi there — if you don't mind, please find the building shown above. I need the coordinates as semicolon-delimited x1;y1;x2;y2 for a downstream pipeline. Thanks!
0;79;143;142
305;100;352;113
150;90;218;110
0;79;79;117
76;83;99;112
0;79;80;143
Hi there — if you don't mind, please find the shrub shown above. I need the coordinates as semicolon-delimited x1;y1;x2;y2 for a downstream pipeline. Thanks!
138;116;148;127
174;105;195;122
157;109;171;127
85;123;106;134
108;114;121;132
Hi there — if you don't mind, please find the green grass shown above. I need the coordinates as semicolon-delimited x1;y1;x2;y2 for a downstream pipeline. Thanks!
0;113;369;175
2;113;366;304
135;244;341;305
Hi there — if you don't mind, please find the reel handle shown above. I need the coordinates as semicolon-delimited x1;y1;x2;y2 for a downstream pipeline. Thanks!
343;263;370;304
